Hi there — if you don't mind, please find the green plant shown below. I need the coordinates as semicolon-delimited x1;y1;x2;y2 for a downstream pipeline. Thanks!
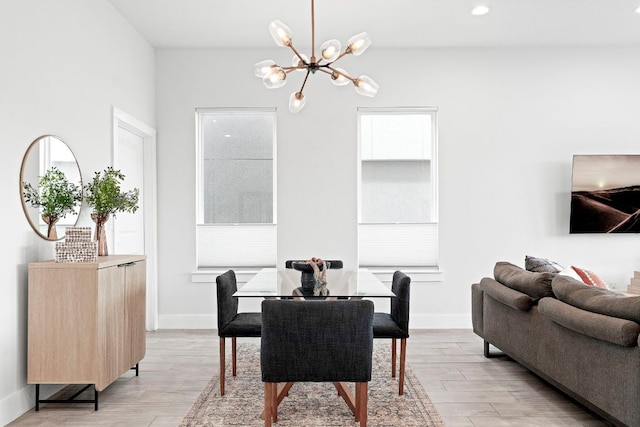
83;167;139;216
22;166;82;220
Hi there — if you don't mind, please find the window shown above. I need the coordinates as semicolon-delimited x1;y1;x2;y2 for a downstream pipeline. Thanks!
196;108;276;267
358;108;438;267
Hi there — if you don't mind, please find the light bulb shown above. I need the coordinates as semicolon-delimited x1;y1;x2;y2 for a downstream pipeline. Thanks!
347;32;372;56
354;75;378;97
330;68;350;86
262;67;287;89
292;54;309;71
254;60;275;78
288;92;306;113
268;20;292;46
320;39;342;62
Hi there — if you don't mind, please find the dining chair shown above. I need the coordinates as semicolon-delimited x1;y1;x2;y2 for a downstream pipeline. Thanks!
373;270;411;395
216;270;262;396
261;299;374;427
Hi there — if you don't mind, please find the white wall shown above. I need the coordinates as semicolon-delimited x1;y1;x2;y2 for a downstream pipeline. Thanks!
156;46;640;329
0;0;155;423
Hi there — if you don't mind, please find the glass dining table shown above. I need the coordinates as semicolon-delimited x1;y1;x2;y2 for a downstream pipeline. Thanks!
232;267;396;299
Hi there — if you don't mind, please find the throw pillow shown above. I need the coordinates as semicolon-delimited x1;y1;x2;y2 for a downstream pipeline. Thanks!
558;266;583;282
525;255;564;273
571;266;609;289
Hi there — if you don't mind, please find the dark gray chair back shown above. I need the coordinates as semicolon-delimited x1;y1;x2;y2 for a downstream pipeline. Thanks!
261;300;374;383
216;270;239;332
391;271;411;335
285;259;344;269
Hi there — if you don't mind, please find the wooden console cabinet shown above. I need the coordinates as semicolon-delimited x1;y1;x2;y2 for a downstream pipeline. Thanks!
28;255;146;400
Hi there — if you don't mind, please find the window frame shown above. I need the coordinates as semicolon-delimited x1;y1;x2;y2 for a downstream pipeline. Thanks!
357;107;439;268
195;107;277;268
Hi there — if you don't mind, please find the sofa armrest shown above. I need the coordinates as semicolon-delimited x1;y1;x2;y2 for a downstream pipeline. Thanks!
539;298;640;347
480;277;534;312
471;283;484;337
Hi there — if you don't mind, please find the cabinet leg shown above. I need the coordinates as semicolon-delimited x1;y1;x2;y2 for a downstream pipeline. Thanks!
35;383;99;410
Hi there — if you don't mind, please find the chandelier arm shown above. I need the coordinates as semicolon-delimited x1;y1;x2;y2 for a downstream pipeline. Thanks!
299;69;311;94
325;65;358;83
315;68;334;76
327;48;352;66
281;65;306;73
287;43;308;65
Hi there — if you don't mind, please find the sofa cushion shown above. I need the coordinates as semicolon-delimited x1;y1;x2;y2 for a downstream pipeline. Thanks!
525;255;563;273
494;261;555;301
539;298;640;347
480;277;534;312
552;274;640;324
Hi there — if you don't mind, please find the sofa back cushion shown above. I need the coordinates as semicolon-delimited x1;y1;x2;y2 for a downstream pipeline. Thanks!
539;298;640;347
480;277;534;312
494;261;554;301
552;274;640;324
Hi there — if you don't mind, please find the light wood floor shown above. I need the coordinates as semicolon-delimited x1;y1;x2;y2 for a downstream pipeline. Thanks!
9;329;607;426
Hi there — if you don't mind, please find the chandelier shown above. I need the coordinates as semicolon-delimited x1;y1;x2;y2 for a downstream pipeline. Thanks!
254;0;379;113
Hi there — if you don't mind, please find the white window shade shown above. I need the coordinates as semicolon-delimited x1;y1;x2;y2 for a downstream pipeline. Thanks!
197;224;276;267
358;223;438;267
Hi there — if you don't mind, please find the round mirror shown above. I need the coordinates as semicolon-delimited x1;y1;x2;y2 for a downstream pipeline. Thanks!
20;135;83;241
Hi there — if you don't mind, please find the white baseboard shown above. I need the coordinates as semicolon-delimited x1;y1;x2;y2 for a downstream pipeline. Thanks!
410;313;472;329
159;313;471;330
158;314;217;329
1;383;63;426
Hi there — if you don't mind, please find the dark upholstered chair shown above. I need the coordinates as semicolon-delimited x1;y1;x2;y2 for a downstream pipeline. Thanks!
284;259;344;269
373;270;411;395
261;300;374;427
216;270;262;396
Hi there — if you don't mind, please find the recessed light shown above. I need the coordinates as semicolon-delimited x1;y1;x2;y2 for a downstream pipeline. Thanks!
471;5;491;16
635;5;640;14
224;134;232;138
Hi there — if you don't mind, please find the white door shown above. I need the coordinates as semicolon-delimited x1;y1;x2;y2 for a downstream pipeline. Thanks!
113;126;145;255
112;107;159;331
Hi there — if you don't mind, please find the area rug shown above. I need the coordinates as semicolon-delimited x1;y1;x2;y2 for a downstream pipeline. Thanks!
180;343;445;426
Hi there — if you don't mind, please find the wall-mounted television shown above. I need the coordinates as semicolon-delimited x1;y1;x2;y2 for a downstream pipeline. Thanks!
570;155;640;233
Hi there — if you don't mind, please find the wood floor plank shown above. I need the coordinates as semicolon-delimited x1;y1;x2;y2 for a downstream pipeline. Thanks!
8;329;608;426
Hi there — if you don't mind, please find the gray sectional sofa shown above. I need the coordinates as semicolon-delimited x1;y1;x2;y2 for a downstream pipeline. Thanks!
472;261;640;427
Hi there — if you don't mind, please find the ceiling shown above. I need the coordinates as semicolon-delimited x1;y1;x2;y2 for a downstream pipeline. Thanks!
107;0;640;49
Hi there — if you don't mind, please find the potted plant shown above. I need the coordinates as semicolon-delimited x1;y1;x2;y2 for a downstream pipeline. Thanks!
84;166;139;256
22;166;82;240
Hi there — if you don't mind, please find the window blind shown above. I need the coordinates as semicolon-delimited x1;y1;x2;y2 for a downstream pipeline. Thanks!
358;223;438;267
197;224;276;267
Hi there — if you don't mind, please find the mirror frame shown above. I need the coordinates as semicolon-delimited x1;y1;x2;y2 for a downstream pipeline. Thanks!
19;135;83;241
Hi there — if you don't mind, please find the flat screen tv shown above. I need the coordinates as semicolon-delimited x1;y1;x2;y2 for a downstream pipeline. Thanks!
570;155;640;233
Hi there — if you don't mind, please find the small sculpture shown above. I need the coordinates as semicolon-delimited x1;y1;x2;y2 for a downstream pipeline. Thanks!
292;257;330;298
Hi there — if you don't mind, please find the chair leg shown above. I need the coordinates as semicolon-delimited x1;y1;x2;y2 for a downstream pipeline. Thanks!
264;383;273;427
232;337;237;376
356;382;368;427
355;383;361;422
272;383;278;422
399;338;407;395
391;338;397;378
219;337;225;396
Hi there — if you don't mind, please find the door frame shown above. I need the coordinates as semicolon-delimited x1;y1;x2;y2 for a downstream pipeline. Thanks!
112;107;158;331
